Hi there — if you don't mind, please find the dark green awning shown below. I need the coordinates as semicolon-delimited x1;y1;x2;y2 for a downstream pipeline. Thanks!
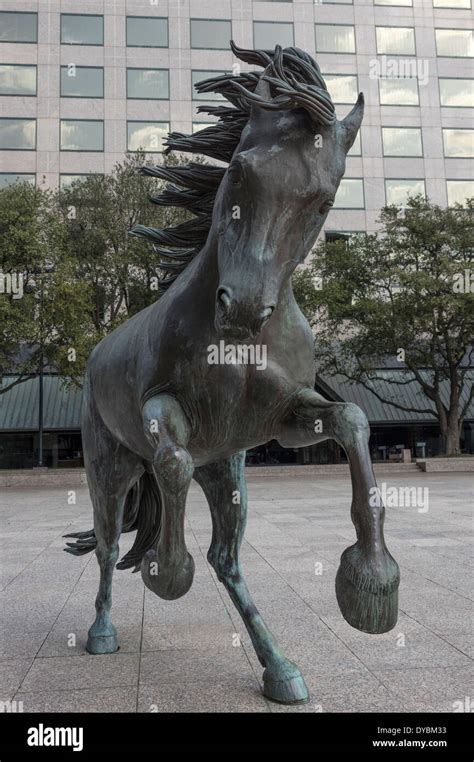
0;370;472;432
318;370;474;425
0;376;82;432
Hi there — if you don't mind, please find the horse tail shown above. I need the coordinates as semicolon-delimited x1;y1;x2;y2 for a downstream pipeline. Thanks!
63;470;162;572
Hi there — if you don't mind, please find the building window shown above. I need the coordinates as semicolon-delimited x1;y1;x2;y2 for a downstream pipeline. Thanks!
382;127;422;156
60;66;103;98
433;0;471;6
375;0;412;5
0;173;35;188
385;179;425;206
60;174;102;189
60;120;104;151
60;14;103;45
435;29;474;58
0;118;36;150
0;11;37;43
439;78;474;107
192;70;228;100
0;64;36;96
443;129;474;157
323;74;358;104
321;0;353;4
126;17;168;48
315;25;355;54
376;27;415;55
192;123;216;133
190;19;232;49
253;22;294;49
127;69;169;100
334;179;364;208
127;122;169;152
379;78;419;105
446;180;473;206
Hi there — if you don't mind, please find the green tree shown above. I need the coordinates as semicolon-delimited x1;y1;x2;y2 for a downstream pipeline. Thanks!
0;181;92;394
57;152;190;373
293;196;474;456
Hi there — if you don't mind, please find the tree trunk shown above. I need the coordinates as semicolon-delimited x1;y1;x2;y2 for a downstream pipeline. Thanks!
443;418;462;456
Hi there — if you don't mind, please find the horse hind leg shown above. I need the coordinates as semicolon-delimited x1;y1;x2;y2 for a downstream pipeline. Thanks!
81;398;144;654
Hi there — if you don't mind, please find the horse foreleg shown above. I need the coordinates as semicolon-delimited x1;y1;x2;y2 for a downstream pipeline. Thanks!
141;394;195;600
194;452;309;705
278;388;400;634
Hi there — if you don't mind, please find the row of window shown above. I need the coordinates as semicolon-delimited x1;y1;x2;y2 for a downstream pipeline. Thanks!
0;119;168;152
0;13;473;57
1;64;472;108
0;117;472;159
0;172;470;209
0;65;170;99
254;0;471;4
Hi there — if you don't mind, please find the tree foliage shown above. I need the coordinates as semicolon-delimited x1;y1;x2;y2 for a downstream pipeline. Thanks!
293;196;474;455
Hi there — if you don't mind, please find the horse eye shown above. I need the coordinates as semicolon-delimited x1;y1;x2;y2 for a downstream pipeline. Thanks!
319;198;334;214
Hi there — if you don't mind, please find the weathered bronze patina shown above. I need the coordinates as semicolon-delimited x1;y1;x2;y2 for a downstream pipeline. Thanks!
65;42;400;705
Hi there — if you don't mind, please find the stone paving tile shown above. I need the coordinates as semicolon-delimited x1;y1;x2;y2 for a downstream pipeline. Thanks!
0;629;51;660
140;648;255;685
1;471;472;712
138;678;268;713
15;686;137;713
19;653;140;693
142;622;239;652
0;658;34;700
320;613;472;671
373;665;474;711
268;669;409;713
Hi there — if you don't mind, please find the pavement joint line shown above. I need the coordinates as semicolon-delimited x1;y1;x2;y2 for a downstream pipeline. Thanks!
235;534;387;692
395;565;473;603
15;682;143;696
3;473;472;712
11;534;97;697
135;583;146;712
396;607;473;660
238;535;424;693
186;515;273;712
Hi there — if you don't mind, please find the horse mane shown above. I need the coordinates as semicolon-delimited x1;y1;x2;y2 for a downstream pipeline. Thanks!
130;41;335;297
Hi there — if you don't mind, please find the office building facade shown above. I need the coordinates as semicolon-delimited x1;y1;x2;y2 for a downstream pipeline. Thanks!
0;0;472;235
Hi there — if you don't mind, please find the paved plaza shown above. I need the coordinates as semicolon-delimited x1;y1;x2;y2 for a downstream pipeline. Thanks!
0;470;472;713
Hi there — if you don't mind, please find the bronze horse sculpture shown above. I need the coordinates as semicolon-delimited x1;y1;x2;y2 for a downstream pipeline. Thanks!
65;42;400;705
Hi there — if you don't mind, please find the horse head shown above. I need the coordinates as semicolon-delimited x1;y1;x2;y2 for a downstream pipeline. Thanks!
213;42;363;340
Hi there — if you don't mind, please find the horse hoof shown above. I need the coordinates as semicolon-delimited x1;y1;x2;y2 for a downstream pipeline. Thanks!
336;543;400;634
86;632;119;654
262;663;309;705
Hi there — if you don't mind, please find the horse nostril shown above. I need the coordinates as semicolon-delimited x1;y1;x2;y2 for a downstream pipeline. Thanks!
260;305;275;321
217;286;233;311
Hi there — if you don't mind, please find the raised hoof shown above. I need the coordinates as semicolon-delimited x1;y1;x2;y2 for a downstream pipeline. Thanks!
86;631;119;655
336;544;400;634
262;664;309;705
141;549;195;601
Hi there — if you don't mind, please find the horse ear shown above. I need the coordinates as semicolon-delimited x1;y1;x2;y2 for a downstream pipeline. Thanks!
339;93;364;152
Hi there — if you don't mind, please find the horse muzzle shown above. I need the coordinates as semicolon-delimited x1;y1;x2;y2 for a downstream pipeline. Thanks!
215;286;274;340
